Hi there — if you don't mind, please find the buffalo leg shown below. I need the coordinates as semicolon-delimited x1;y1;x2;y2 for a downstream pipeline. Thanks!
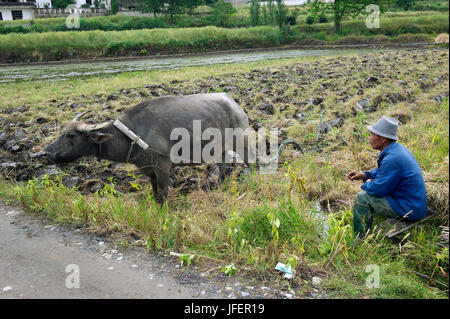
149;174;158;194
217;163;226;183
217;150;232;183
154;160;172;204
138;168;158;196
235;133;256;167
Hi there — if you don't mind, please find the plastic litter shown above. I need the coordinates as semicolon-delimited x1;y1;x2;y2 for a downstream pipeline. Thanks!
275;262;295;279
3;286;12;292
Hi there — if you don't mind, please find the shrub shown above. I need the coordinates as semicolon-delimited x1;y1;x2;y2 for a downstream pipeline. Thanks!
0;25;30;34
317;12;329;23
306;15;316;25
211;0;237;27
286;15;297;25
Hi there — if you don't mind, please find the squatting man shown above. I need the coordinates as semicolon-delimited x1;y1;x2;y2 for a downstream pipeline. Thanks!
347;116;427;238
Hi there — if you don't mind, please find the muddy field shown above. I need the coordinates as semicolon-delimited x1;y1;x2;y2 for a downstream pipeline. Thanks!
1;47;448;207
0;47;449;298
0;48;366;84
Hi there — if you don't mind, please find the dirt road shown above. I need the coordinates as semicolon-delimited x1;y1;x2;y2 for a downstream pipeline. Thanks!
0;202;236;299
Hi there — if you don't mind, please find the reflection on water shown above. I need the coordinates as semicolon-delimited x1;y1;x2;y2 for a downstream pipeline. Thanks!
310;201;331;238
0;48;367;84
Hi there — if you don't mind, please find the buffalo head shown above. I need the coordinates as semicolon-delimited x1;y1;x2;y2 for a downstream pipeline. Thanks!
44;112;113;164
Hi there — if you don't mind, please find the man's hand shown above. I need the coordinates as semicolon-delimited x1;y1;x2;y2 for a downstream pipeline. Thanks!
347;171;367;181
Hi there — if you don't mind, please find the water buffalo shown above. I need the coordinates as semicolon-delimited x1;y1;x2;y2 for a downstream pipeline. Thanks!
43;93;253;203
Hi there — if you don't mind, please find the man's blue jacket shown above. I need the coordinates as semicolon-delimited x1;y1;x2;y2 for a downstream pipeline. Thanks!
362;142;427;220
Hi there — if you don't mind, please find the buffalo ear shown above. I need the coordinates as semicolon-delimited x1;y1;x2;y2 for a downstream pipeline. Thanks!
89;132;113;144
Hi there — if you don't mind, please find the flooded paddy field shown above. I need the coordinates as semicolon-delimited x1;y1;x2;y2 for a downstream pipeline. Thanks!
0;48;371;84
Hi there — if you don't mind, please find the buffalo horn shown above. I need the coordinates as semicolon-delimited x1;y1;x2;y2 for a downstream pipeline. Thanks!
72;111;90;122
75;122;111;132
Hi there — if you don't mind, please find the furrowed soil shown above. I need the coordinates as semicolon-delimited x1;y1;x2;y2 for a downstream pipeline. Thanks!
1;48;448;201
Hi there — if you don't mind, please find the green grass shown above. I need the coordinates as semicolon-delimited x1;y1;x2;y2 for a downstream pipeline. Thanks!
409;0;450;11
0;26;286;62
0;15;170;34
292;13;449;37
0;6;246;33
405;101;449;171
0;11;447;63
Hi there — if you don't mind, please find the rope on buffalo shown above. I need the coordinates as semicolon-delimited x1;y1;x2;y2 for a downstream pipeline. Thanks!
260;139;304;167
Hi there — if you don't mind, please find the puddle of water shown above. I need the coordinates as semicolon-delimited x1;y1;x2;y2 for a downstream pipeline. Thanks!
0;48;370;84
309;201;330;238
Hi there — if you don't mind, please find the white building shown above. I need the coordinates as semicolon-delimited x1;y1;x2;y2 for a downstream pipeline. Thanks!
75;0;110;10
35;0;111;9
35;0;51;8
0;0;111;21
0;1;35;21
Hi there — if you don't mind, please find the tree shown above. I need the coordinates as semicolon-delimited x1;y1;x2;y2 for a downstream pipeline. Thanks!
137;0;204;20
136;0;164;18
184;0;204;15
394;0;416;11
165;0;187;21
51;0;76;9
275;0;288;30
309;0;392;34
111;0;120;14
249;0;261;26
211;0;236;27
262;0;276;25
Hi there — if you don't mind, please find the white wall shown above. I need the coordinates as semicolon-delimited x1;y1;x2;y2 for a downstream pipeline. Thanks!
27;0;111;10
0;9;9;21
36;0;52;9
75;0;110;10
23;7;34;19
76;0;91;7
0;8;34;21
0;0;111;21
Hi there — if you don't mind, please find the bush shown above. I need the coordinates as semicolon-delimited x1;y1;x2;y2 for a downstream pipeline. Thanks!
211;0;237;27
317;12;329;23
306;15;316;25
286;15;297;25
0;25;30;34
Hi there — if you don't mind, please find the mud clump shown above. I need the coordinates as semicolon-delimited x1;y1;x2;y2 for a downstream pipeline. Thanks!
258;102;275;115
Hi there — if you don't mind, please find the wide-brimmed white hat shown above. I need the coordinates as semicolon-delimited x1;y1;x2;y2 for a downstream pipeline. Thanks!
367;116;398;140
